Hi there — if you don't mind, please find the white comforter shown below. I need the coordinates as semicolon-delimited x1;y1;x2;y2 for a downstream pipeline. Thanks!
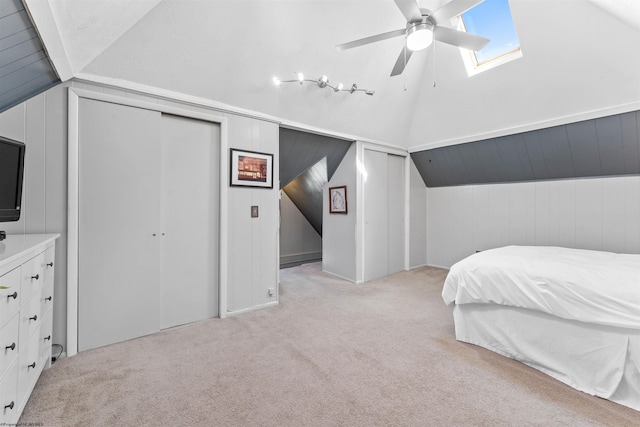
442;246;640;330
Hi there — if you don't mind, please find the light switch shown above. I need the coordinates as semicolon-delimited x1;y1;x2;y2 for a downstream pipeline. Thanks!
251;205;259;218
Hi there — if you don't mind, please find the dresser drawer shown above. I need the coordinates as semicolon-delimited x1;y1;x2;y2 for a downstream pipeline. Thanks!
18;291;44;346
20;253;45;304
38;309;53;368
0;268;20;327
43;247;55;287
17;330;42;410
0;359;18;425
0;315;19;376
41;277;54;317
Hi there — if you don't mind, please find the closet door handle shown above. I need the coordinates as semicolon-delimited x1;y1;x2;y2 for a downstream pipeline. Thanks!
5;343;15;351
7;292;17;300
4;401;14;410
29;315;37;322
27;362;36;369
45;296;52;302
31;274;39;280
44;335;51;341
47;262;54;267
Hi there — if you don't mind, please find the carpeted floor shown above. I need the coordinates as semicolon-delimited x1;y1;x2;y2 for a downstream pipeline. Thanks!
20;263;639;426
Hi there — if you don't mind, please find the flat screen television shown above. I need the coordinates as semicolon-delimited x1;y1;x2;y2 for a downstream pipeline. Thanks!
0;136;26;224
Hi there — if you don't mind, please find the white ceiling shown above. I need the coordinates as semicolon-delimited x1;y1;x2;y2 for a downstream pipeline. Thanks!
26;0;640;150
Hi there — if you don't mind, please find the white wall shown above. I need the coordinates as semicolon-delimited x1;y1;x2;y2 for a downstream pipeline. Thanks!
409;159;427;269
322;144;357;282
426;176;640;268
0;80;280;350
279;191;321;267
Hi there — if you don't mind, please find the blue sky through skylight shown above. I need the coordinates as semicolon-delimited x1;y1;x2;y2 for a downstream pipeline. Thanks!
461;0;520;64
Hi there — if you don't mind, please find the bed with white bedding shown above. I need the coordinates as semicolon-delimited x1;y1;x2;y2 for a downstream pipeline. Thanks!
442;246;640;411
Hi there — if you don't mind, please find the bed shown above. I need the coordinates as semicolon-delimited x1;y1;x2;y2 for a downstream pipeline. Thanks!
442;246;640;411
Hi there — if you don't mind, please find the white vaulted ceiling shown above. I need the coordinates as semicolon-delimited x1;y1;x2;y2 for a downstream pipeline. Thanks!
25;0;640;150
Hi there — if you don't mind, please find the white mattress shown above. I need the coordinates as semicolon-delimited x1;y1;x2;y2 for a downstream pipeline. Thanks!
442;246;640;330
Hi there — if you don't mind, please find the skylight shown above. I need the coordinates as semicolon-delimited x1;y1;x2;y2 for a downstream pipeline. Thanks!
458;0;522;75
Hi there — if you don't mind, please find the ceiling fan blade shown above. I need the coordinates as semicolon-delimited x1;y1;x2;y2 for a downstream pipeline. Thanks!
336;28;406;51
430;0;484;24
434;26;489;51
393;0;422;23
390;46;413;76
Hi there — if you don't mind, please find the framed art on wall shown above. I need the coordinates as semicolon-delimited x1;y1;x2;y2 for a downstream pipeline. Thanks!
230;148;273;188
329;185;347;214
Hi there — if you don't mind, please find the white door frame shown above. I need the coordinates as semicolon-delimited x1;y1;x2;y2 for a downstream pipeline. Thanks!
67;87;229;357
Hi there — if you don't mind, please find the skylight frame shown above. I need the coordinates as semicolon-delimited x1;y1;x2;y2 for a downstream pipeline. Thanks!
457;0;522;76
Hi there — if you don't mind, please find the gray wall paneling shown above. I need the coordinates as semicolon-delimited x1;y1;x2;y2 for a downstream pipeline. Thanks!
0;0;60;113
412;111;640;187
282;158;326;235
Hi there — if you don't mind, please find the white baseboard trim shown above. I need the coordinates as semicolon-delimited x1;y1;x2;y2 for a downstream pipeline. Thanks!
426;263;451;270
226;301;279;317
410;263;429;270
321;269;357;283
280;251;322;267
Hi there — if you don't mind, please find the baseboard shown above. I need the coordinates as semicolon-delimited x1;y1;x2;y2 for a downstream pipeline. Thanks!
321;269;357;283
226;301;279;317
410;263;429;270
280;251;322;269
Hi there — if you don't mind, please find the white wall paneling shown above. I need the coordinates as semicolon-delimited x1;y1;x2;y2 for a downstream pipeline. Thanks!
279;191;322;268
409;159;427;269
426;176;640;269
323;144;357;282
0;87;68;352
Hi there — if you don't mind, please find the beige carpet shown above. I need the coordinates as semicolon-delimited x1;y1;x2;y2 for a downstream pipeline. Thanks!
20;263;639;426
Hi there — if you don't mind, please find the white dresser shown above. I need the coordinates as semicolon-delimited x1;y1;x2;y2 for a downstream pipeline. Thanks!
0;234;59;425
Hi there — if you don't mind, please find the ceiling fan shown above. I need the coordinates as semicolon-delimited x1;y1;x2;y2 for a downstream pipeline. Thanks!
336;0;490;76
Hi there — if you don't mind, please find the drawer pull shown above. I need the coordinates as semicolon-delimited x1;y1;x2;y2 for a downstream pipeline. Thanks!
5;343;15;351
4;401;14;410
29;315;38;322
47;262;54;267
44;335;51;341
45;296;52;302
27;362;36;369
7;291;17;300
31;274;39;280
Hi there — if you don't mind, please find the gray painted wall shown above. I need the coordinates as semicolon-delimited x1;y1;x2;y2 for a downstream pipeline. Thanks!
0;0;59;113
412;111;640;187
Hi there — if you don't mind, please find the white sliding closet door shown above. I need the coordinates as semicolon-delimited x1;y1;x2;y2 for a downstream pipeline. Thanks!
77;100;220;351
363;150;406;282
78;99;162;351
387;154;405;275
364;150;389;281
160;114;219;329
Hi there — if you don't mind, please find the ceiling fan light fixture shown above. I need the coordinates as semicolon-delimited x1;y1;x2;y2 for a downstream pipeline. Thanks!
406;23;433;51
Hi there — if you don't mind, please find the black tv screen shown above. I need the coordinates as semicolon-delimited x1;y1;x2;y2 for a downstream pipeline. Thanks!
0;136;25;222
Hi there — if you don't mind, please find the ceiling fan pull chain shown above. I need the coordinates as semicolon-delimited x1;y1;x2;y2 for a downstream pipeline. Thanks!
433;30;437;88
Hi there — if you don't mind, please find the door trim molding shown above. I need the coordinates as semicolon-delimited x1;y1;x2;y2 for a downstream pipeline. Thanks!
67;87;228;357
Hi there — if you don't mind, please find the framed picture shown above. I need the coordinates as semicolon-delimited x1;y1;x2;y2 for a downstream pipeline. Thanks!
329;185;348;214
230;149;273;188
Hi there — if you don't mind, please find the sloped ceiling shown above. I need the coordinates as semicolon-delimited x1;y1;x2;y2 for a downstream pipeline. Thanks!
27;0;640;150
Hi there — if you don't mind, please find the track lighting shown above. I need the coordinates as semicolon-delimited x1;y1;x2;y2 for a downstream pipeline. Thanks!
272;73;374;96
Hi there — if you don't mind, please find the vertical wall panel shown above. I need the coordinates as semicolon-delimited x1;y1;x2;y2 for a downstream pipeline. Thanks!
574;179;602;250
566;120;601;177
472;185;490;251
624;176;640;253
24;93;46;233
409;159;427;268
601;177;626;253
